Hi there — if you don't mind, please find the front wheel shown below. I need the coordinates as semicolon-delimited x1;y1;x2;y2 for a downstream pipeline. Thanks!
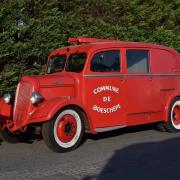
42;107;85;152
164;98;180;132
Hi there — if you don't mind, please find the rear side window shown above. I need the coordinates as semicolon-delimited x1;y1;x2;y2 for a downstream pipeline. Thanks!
126;50;149;72
91;50;120;72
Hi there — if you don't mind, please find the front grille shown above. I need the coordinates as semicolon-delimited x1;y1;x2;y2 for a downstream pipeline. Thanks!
14;81;33;127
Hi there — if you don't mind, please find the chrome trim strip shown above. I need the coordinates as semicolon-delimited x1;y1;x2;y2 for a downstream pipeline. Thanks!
95;125;126;133
60;96;71;99
40;84;73;88
84;74;180;78
128;111;162;116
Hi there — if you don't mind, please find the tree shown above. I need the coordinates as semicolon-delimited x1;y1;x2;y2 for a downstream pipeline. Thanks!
0;0;179;96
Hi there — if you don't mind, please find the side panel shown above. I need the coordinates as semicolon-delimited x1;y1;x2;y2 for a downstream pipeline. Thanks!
151;49;176;74
125;48;180;125
83;75;127;129
125;75;157;125
150;49;180;121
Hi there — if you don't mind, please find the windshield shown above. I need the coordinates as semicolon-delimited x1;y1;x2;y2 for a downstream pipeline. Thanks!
47;53;86;74
65;53;86;73
47;55;66;74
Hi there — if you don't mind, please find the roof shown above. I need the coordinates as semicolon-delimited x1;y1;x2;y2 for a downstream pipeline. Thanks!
49;37;178;57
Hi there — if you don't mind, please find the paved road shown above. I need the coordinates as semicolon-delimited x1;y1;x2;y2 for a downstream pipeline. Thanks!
0;125;180;180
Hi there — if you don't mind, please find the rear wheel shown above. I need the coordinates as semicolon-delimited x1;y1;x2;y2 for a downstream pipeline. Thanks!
42;107;85;152
164;98;180;132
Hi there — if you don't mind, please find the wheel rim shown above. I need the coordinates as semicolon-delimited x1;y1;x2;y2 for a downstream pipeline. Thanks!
54;110;82;148
56;114;77;143
171;101;180;129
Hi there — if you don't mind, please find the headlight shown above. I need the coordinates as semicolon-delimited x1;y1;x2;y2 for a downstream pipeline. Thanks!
4;93;12;104
30;92;43;104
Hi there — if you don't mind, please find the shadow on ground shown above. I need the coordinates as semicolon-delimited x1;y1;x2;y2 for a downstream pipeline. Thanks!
83;137;180;180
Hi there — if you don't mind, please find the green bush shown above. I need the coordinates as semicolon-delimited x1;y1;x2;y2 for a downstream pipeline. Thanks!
0;0;179;96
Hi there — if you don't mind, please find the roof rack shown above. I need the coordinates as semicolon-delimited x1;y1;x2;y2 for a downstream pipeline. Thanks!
68;37;120;44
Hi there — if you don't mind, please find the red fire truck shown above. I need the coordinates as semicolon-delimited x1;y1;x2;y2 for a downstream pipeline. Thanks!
0;37;180;152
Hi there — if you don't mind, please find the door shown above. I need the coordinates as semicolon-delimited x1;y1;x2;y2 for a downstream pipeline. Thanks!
124;49;155;125
83;49;127;130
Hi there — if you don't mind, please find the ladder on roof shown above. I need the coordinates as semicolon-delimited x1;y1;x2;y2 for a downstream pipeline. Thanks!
68;37;120;44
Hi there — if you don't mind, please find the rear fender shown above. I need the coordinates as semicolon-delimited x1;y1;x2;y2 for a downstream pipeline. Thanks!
29;97;94;133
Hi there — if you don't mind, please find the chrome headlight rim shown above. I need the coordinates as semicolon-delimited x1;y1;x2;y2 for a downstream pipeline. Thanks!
30;92;43;104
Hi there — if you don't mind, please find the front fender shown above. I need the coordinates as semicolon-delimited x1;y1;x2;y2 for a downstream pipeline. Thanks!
28;97;94;132
0;98;13;129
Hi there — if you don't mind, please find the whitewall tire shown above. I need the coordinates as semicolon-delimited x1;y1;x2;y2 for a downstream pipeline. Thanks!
42;107;85;152
165;98;180;132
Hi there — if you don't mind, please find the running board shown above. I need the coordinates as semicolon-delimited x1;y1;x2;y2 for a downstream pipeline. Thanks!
95;125;126;133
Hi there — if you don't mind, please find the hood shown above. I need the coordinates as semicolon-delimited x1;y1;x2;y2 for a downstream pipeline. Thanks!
31;74;75;88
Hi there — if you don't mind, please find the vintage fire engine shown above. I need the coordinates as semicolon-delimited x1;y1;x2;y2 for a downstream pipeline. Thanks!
0;37;180;152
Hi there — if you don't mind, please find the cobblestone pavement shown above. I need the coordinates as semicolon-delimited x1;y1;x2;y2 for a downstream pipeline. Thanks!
0;125;180;180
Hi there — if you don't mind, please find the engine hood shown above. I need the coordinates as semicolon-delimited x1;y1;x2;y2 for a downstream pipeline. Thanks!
30;74;75;88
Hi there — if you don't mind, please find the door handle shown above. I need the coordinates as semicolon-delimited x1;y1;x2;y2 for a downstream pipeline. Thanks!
148;77;153;81
120;78;125;83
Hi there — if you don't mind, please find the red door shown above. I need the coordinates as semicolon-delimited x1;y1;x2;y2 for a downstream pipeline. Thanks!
124;48;155;125
83;49;127;131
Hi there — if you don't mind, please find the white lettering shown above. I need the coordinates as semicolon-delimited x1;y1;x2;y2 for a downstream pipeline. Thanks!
103;96;111;102
93;86;119;94
92;104;121;114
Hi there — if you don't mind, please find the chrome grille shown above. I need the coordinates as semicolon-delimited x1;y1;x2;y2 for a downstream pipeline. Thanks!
14;81;32;127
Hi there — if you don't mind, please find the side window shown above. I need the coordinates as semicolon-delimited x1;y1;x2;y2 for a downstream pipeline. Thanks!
126;50;149;72
90;50;120;72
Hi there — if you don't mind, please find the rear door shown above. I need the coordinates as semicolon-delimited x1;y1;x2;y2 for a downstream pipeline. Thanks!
124;49;155;125
83;48;127;131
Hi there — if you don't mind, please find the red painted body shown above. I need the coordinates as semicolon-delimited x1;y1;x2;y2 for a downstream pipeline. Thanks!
0;37;180;134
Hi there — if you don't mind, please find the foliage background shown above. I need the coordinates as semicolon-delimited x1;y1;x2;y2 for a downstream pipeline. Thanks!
0;0;180;96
